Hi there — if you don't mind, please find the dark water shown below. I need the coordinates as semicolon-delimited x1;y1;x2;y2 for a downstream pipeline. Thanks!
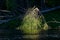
0;29;60;40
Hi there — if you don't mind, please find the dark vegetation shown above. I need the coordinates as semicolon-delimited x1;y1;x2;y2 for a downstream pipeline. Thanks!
0;0;60;40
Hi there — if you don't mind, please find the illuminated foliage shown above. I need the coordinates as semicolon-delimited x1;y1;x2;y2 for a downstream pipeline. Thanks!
16;7;48;34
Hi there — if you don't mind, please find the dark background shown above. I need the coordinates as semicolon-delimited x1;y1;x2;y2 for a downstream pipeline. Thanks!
0;0;60;40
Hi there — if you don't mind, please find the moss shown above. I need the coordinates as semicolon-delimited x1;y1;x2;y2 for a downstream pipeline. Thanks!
16;7;48;34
